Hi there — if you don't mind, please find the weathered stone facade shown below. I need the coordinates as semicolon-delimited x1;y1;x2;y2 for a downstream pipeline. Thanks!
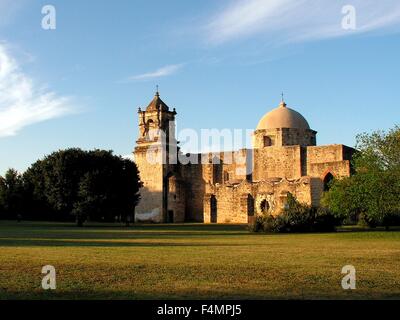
134;93;355;223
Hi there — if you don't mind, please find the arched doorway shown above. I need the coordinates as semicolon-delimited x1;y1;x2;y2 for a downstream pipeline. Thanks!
323;172;334;191
164;172;176;223
210;195;217;223
247;194;255;224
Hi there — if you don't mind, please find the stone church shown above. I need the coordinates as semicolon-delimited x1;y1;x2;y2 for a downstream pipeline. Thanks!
134;91;355;223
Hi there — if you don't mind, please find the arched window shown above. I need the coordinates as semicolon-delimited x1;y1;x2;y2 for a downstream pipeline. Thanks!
323;172;334;191
144;119;155;139
263;136;272;147
223;171;229;183
146;119;154;127
260;199;270;213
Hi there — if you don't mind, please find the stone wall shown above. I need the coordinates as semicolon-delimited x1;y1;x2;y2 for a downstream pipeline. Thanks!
135;143;354;223
253;146;302;180
203;177;312;223
306;144;354;178
307;144;344;164
308;161;351;179
179;159;208;222
166;175;186;223
281;128;317;147
217;149;250;182
134;145;164;222
304;144;355;206
179;150;251;222
253;128;317;148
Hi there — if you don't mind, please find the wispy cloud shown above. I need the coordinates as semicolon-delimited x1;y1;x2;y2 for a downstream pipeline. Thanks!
206;0;400;44
126;64;184;82
0;43;76;137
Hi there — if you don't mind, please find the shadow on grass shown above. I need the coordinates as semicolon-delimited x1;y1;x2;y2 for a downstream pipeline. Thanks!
0;231;249;241
337;225;400;232
0;221;251;241
0;221;248;231
0;238;251;248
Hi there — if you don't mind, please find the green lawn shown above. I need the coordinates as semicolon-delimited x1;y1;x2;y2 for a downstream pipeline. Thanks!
0;221;399;300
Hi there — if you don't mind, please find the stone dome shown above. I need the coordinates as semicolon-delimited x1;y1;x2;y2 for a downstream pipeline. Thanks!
256;101;310;130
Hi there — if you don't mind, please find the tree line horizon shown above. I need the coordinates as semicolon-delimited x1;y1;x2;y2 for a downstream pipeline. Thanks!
0;149;142;226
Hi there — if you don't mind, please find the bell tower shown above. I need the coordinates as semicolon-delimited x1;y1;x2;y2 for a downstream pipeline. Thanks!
134;89;178;222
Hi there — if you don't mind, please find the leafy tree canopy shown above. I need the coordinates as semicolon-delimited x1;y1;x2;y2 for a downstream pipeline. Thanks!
322;126;400;228
20;148;142;225
0;169;24;219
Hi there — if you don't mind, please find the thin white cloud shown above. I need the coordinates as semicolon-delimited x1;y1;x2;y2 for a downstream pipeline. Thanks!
0;44;76;137
206;0;400;44
127;64;184;81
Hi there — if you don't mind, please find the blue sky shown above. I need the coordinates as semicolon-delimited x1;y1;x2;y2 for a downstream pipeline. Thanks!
0;0;399;174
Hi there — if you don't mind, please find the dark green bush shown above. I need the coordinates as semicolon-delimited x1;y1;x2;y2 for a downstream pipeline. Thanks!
249;193;342;233
261;214;280;233
382;211;400;230
357;211;400;229
248;215;263;232
358;212;377;228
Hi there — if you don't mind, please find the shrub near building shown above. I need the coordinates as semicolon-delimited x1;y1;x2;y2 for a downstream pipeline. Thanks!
250;193;341;233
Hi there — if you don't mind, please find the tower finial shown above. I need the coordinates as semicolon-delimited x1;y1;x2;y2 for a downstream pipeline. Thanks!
155;85;159;97
280;92;286;107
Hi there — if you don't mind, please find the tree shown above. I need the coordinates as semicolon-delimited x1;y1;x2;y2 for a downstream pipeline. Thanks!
322;126;400;228
355;126;400;173
73;158;141;226
0;169;24;220
23;149;142;226
23;148;91;221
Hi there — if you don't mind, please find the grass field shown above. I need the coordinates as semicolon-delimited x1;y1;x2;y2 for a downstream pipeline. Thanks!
0;221;399;300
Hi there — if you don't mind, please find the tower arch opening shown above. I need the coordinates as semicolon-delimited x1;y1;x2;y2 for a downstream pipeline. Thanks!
323;172;335;191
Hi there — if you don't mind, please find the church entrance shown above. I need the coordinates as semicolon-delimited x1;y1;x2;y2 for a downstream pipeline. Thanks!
247;194;255;224
168;210;174;223
210;195;217;223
